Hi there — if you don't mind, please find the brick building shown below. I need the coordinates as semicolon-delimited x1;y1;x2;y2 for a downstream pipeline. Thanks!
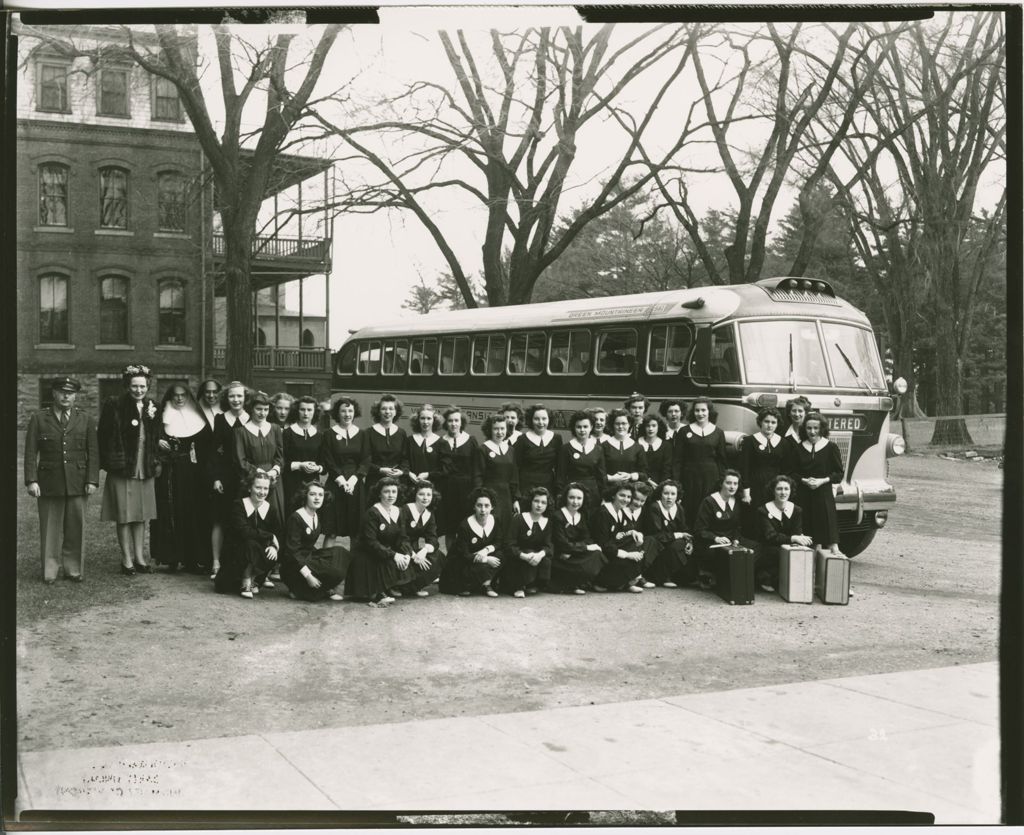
16;23;335;426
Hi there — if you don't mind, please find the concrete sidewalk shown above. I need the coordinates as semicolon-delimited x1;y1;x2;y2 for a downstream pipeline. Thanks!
16;662;1000;823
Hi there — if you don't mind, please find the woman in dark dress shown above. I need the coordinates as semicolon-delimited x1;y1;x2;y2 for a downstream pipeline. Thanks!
755;474;814;592
366;394;408;487
344;476;408;607
207;381;248;579
406;405;448;493
479;413;519;534
603;409;648;493
639;413;672;487
740;407;785;508
658;399;686;443
234;392;286;551
280;482;348;602
555;411;605;512
625;392;648;441
322;396;369;544
500;402;524;447
587;407;608;445
693;469;760;590
515;404;561;504
550;483;604;594
499;487;553;597
672;396;728;530
438;487;503;597
781;396;812;451
786;412;844;555
214;472;282;599
98;364;160;575
438;407;482;539
592;484;646;594
397;480;447;597
152;383;210;573
641;479;695;587
283;396;326;514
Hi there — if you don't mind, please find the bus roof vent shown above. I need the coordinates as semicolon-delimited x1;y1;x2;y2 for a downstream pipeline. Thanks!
757;277;839;305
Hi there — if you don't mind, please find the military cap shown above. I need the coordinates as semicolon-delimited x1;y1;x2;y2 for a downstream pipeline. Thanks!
51;376;82;393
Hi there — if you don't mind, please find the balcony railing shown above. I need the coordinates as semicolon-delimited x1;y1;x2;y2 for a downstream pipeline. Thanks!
212;234;329;262
212;346;332;373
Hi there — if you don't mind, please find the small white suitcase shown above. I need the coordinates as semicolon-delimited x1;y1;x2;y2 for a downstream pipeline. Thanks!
815;547;850;605
778;545;814;603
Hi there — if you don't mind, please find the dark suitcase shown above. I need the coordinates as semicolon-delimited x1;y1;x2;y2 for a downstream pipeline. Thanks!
712;544;755;605
815;547;850;605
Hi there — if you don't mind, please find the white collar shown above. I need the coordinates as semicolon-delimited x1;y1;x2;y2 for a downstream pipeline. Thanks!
411;432;438;447
603;501;623;519
639;437;662;451
161;403;206;437
406;503;431;524
296;507;319;529
688;422;717;436
665;426;680;438
242;497;269;519
802;438;830;453
483;439;509;455
560;507;581;525
224;410;248;427
623;506;641;521
372;423;398;437
467;515;495;538
332;424;360;439
201;403;222;422
659;502;677;521
753;432;780;448
523;430;554;446
445;431;470;448
244;421;272;438
374;502;400;523
609;436;636;449
711;493;735;512
522;513;549;530
765;501;795;521
568;437;597;454
289;423;318;437
507;429;522;444
785;426;801;441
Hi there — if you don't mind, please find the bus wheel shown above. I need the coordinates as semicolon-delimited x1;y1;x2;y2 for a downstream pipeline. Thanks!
839;529;876;559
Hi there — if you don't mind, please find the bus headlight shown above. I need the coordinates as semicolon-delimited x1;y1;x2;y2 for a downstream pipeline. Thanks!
874;511;888;528
723;430;746;453
886;433;906;457
892;377;908;395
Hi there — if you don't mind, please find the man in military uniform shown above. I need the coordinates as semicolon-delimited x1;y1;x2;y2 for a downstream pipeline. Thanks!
24;376;99;583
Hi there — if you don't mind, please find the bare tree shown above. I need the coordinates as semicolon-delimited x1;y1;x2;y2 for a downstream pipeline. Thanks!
315;24;704;306
645;22;908;286
22;19;343;382
822;13;1006;438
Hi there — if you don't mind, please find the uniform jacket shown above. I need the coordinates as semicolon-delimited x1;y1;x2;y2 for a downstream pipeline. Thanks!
97;395;161;479
24;407;100;496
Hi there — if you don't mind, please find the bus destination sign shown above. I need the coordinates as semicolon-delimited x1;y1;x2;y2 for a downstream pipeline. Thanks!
828;413;869;432
556;302;676;322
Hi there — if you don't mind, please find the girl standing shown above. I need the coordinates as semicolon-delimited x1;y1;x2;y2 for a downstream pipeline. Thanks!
438;408;482;538
322;396;369;543
479;413;519;533
406;404;448;490
786;412;844;555
603;409;648;492
555;411;605;512
283;396;325;512
366;394;408;486
740;407;786;508
639;413;672;486
500;402;524;447
515;403;561;503
207;381;249;579
672;397;727;529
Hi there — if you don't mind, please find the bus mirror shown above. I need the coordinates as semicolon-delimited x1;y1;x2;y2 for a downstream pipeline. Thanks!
688;327;712;383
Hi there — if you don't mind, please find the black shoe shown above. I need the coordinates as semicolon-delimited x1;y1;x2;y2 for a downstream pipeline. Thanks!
66;575;83;582
134;563;153;574
120;564;136;577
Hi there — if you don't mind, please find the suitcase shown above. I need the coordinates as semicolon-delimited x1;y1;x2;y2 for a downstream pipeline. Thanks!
712;545;755;605
815;547;850;605
778;545;814;603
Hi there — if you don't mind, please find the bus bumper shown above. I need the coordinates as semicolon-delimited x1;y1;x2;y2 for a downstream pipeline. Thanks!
836;480;896;528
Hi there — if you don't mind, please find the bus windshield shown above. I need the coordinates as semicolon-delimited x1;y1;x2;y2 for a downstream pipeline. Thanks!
822;322;885;389
739;320;829;386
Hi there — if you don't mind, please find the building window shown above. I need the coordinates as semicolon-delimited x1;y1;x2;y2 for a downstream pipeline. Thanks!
38;62;70;113
158;280;186;345
99;167;129;229
38;164;69;227
256;328;268;346
157;171;186;232
99;276;129;344
98;67;129;117
152;76;182;121
39;377;56;410
39;274;69;343
301;328;315;348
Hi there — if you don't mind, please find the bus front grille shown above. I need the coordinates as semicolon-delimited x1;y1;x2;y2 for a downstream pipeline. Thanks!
832;431;853;477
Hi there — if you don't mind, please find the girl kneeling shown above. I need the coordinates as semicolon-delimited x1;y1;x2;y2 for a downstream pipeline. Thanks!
438;487;503;597
499;487;553;598
280;482;349;602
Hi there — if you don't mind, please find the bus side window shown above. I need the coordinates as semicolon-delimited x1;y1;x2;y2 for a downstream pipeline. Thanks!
357;340;381;375
550;330;591;375
336;341;357;376
473;334;506;375
649;324;693;374
439;336;469;375
510;332;545;375
709;325;740;383
596;329;638;375
410;338;437;376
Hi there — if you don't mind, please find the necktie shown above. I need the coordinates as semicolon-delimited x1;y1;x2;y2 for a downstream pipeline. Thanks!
303;428;309;439
619;440;624;452
60;410;69;428
311;513;318;531
385;427;391;447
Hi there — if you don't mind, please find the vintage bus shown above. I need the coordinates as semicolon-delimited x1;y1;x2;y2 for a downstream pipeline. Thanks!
332;277;905;556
